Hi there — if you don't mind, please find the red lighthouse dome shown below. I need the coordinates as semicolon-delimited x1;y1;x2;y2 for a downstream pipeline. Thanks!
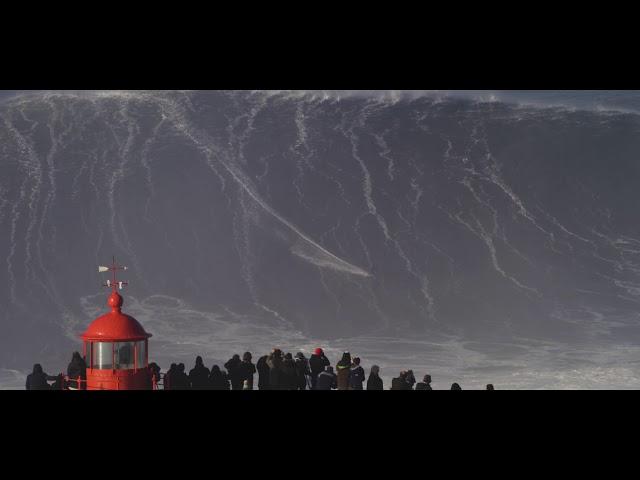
81;291;151;342
80;259;153;390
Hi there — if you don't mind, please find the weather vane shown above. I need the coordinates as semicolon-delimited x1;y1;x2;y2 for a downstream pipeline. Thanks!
98;256;128;291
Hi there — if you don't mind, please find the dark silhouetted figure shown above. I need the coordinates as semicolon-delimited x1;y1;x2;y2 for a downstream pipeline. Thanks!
406;370;416;390
415;374;432;390
149;362;161;388
348;357;366;390
267;349;285;390
209;365;230;390
391;371;411;390
172;363;190;389
225;354;243;390
164;363;177;390
26;364;55;390
316;366;337;390
486;384;494;390
282;353;297;390
294;352;311;390
451;383;462;390
366;365;383;390
189;356;211;390
309;348;330;390
256;355;270;390
67;352;87;390
336;352;352;390
239;352;257;390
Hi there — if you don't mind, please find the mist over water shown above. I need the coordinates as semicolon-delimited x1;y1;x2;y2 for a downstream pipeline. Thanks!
3;90;640;388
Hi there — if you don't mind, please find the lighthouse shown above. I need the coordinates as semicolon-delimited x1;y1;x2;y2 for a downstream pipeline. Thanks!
80;258;153;390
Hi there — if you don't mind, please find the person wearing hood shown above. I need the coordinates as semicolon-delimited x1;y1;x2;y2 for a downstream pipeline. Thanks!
405;370;416;390
67;351;87;390
225;354;243;390
391;371;411;390
415;374;433;390
486;384;495;390
189;356;211;390
336;352;352;390
26;364;56;390
149;362;162;388
209;365;230;390
267;349;285;390
366;365;383;390
239;352;257;390
316;365;337;390
294;352;311;390
309;348;330;390
282;353;297;390
451;383;462;390
256;355;270;390
348;357;366;390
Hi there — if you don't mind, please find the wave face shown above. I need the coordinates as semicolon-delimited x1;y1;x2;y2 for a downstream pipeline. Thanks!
2;90;640;375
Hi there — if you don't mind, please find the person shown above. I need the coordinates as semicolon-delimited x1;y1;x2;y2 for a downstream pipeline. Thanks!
486;384;495;390
405;370;416;390
366;365;383;390
348;357;366;390
67;351;87;390
172;363;190;389
391;371;411;390
238;352;257;390
26;364;55;390
267;349;285;390
149;362;162;388
316;366;337;390
415;374;432;390
451;382;462;390
164;363;177;390
225;354;243;390
294;352;311;390
309;348;330;390
282;353;297;390
256;355;270;390
209;365;230;390
189;356;211;390
336;352;352;390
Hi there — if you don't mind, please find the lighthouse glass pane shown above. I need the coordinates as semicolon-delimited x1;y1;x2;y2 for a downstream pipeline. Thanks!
114;342;135;370
136;341;147;368
93;342;113;370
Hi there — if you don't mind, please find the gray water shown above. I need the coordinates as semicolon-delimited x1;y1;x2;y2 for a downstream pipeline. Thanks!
3;90;640;389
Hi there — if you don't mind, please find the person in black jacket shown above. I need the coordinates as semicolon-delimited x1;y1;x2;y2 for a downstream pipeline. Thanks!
316;366;337;390
486;384;495;390
225;354;243;390
415;374;432;390
239;352;257;390
209;365;230;390
282;353;297;390
172;363;190;389
391;371;411;390
164;363;177;390
366;365;383;390
309;348;330;390
451;382;462;390
67;352;87;390
256;355;270;390
189;356;211;390
149;362;162;388
294;352;311;390
348;357;366;390
26;364;55;390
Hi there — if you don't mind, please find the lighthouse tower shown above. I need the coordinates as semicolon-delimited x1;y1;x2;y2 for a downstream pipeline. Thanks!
80;258;153;390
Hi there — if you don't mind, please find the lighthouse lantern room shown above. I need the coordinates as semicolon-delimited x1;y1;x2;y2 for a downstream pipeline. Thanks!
80;258;153;390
